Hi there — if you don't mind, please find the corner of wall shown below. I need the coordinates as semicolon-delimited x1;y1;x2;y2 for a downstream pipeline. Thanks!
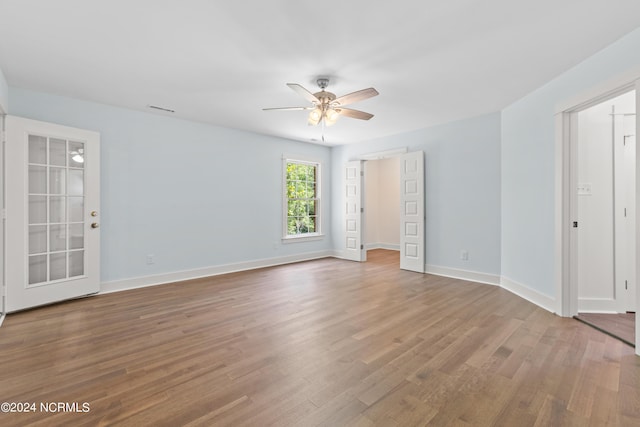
500;276;557;314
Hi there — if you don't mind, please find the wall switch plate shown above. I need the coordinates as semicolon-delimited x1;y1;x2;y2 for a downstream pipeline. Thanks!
146;254;155;265
460;250;469;261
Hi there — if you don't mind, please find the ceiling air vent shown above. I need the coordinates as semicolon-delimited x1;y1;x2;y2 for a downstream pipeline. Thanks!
147;105;175;113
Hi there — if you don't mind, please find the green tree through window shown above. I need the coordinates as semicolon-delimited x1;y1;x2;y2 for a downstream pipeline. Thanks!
285;161;319;236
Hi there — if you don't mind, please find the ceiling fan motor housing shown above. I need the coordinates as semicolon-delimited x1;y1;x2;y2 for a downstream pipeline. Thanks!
316;78;330;89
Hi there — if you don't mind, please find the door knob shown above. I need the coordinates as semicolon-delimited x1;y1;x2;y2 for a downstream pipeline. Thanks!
91;223;99;229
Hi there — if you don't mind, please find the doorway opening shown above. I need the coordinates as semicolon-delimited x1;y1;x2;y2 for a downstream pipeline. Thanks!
557;83;639;352
572;90;636;345
363;157;401;258
343;150;425;272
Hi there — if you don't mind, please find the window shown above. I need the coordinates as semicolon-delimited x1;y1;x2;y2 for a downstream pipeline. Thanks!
283;158;321;240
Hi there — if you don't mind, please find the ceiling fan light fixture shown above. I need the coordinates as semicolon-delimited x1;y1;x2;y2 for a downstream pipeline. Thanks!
324;108;339;126
308;107;322;126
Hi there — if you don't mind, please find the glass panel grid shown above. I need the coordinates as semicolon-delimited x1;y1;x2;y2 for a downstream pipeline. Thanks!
285;161;319;236
27;135;86;286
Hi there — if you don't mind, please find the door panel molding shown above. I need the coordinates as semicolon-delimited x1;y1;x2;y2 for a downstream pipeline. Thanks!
400;151;425;272
343;160;365;262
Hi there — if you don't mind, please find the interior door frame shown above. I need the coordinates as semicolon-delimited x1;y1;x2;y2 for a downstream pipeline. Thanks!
0;111;5;321
353;147;426;273
358;147;408;255
555;73;640;355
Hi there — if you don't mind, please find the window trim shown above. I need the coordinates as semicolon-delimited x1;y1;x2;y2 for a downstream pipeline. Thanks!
282;156;323;242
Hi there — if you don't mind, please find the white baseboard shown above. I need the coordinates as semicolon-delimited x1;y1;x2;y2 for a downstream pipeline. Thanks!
101;250;334;294
577;298;618;313
365;243;400;251
425;264;500;286
500;276;557;314
0;313;5;327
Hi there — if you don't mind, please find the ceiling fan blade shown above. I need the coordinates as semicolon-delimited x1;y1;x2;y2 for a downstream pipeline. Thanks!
332;88;379;106
287;83;320;104
337;108;374;120
262;106;314;111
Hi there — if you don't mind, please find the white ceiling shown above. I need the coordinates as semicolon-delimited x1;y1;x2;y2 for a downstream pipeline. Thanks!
1;1;640;146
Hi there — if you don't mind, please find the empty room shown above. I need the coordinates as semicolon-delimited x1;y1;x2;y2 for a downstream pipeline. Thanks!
1;1;640;426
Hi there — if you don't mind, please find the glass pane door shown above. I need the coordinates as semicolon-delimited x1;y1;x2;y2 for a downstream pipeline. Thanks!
27;134;85;286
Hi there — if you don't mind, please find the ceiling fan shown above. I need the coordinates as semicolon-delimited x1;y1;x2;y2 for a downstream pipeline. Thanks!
263;78;379;127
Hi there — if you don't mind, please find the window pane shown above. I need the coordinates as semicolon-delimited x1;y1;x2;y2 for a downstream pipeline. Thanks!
28;135;47;164
29;255;47;285
50;224;67;252
305;183;317;198
69;197;84;222
29;165;47;194
307;166;316;182
50;196;66;223
287;217;297;235
29;196;47;224
69;169;84;196
50;252;67;281
49;138;67;166
49;167;66;195
69;141;85;168
69;223;84;249
69;251;84;277
29;225;47;254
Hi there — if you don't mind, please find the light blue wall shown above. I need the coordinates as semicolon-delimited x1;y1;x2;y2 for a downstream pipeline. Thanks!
9;87;332;282
502;27;640;297
332;112;502;275
0;67;8;113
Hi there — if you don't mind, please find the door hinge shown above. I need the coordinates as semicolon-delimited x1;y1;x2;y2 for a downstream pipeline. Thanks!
625;280;628;290
360;171;364;176
360;208;364;213
572;221;578;228
360;244;364;250
624;208;627;217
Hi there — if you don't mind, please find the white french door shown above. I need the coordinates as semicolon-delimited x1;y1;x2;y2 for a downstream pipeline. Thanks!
400;151;425;272
343;160;365;262
5;116;100;312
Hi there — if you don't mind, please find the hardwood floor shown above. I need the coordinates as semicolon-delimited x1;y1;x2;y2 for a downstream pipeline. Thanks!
575;313;636;347
0;249;638;426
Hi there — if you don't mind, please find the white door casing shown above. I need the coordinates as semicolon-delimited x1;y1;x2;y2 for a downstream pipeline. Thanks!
344;160;365;262
5;116;100;312
615;112;637;312
400;151;425;272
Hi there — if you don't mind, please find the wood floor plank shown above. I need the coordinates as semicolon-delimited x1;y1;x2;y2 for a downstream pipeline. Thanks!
0;249;638;426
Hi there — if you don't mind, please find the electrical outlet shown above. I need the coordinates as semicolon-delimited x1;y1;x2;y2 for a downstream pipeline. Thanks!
146;254;155;265
460;250;469;261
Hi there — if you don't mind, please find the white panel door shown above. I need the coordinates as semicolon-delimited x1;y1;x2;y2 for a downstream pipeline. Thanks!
344;161;365;262
5;116;100;312
400;151;425;272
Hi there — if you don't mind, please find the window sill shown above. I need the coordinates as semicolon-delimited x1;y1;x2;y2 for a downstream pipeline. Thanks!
281;233;325;244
